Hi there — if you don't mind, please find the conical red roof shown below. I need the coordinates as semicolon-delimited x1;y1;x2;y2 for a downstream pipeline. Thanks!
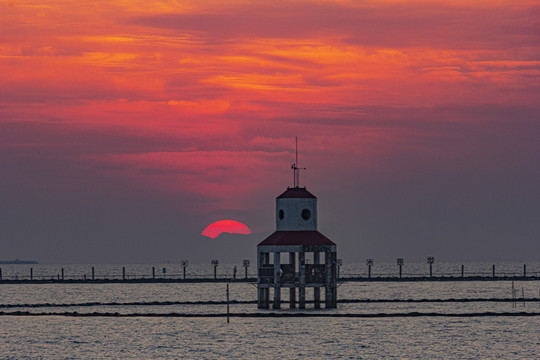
258;230;335;246
277;187;316;199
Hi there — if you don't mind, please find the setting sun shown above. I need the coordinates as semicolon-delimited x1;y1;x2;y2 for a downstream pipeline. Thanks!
201;220;252;239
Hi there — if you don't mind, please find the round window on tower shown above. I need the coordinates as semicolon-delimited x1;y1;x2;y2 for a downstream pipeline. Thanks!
278;209;284;220
301;208;311;221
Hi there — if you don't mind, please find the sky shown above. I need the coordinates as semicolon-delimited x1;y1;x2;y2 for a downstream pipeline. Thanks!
1;0;539;264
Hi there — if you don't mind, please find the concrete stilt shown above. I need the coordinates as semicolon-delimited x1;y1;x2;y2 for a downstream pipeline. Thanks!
325;250;332;308
258;251;270;309
299;251;306;309
331;251;337;308
273;252;281;309
314;252;321;309
289;252;296;309
258;287;266;309
289;288;296;309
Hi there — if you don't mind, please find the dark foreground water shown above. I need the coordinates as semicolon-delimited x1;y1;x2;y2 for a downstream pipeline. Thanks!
1;316;538;359
1;262;539;359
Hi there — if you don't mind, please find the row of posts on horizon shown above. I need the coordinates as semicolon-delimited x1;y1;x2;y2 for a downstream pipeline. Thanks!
368;257;528;279
0;258;535;281
0;260;250;281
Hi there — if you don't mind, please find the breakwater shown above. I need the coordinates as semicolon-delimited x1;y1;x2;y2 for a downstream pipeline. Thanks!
1;262;538;284
1;275;539;284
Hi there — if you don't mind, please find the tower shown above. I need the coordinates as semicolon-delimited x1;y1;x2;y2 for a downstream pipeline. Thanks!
257;140;338;309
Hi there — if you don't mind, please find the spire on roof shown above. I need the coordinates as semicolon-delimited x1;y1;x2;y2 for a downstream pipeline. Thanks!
291;136;306;188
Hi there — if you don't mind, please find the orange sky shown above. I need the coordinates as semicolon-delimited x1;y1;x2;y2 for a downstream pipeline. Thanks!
1;0;539;262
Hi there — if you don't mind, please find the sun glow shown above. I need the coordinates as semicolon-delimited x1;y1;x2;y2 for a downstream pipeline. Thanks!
201;220;252;239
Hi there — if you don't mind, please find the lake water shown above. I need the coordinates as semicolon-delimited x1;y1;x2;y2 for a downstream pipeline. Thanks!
1;262;539;359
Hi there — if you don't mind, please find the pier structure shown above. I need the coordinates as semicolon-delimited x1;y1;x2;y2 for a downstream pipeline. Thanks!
257;186;337;309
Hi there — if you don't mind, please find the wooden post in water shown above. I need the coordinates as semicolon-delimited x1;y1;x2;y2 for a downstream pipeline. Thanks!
30;268;33;280
397;258;404;278
0;268;2;281
427;257;434;278
92;266;95;280
152;266;155;279
212;260;219;280
492;264;495;278
461;265;464;278
523;264;526;278
61;268;64;280
243;260;250;279
181;260;188;280
122;267;126;280
512;281;516;308
226;283;230;323
367;259;374;279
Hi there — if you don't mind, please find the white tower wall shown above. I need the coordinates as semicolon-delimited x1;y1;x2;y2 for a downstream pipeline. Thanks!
276;197;317;231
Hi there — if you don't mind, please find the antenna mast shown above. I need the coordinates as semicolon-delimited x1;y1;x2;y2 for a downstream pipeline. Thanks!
291;136;306;188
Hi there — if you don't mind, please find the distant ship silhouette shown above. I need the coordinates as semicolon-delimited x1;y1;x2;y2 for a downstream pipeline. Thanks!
0;259;38;264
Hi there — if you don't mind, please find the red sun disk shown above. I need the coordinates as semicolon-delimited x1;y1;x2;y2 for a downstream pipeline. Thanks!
202;220;252;239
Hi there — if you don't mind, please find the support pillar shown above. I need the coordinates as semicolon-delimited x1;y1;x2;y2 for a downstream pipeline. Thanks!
258;286;269;309
273;252;281;309
299;251;306;309
314;287;321;308
325;250;337;308
257;250;270;309
264;252;270;309
289;252;296;309
314;252;321;309
325;250;332;308
331;251;337;307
